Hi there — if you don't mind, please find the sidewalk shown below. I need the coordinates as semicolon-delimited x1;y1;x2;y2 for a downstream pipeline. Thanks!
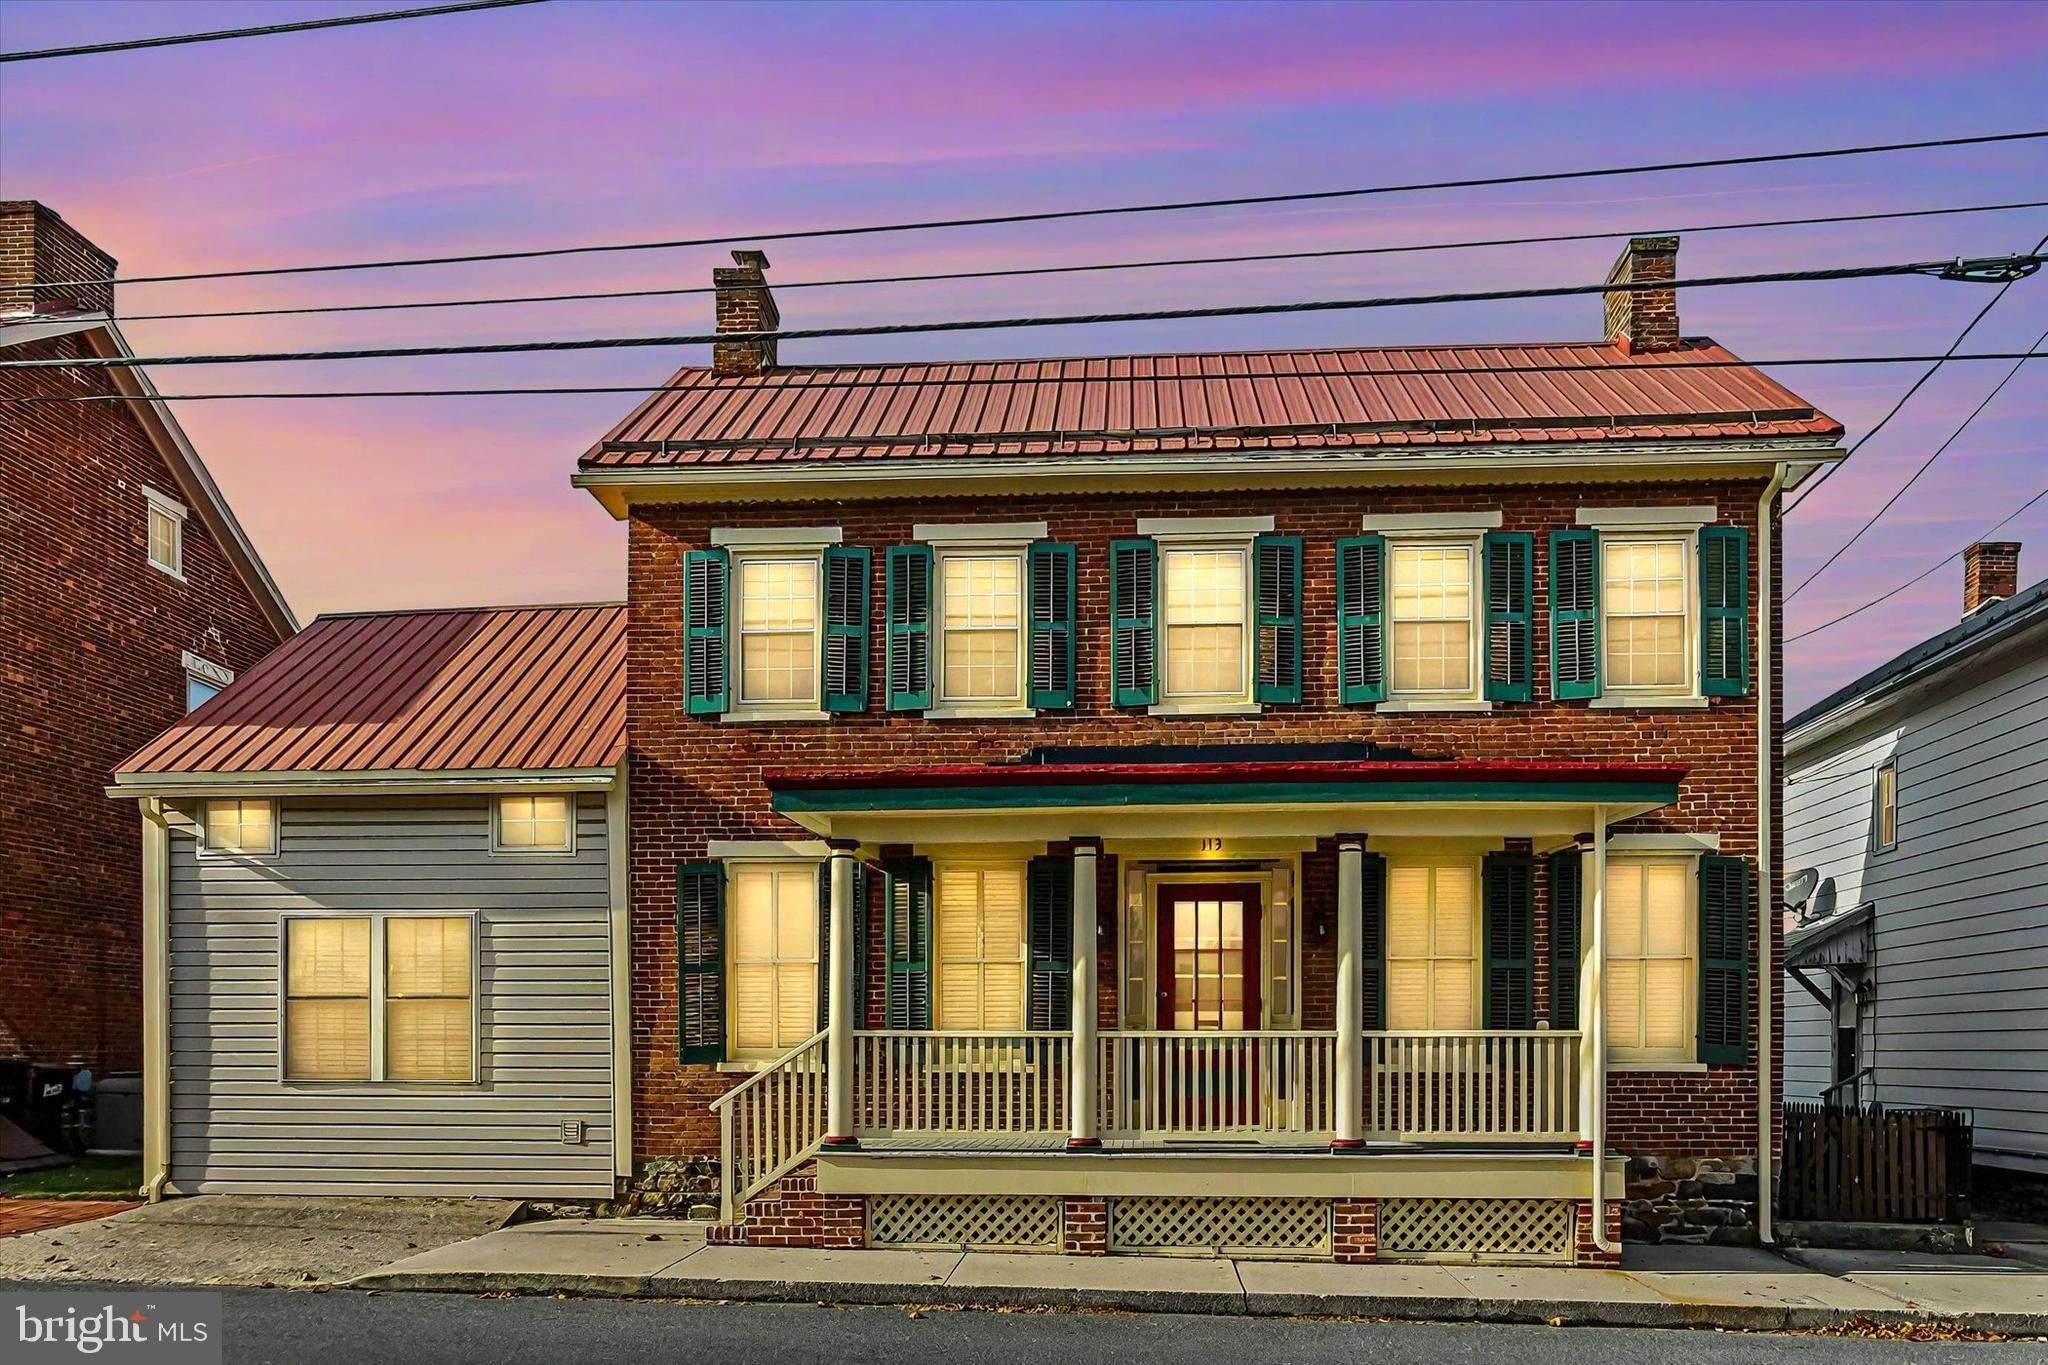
351;1219;2048;1334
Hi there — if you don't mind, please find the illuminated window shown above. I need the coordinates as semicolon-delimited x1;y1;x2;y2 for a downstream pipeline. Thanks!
285;918;371;1081
1605;857;1695;1061
385;917;474;1081
1875;762;1897;852
283;916;475;1083
145;491;184;577
729;863;819;1058
1602;539;1690;691
203;798;275;855
1170;893;1250;1031
1386;860;1479;1030
1389;542;1476;696
494;795;573;853
939;552;1023;704
1162;547;1247;699
735;555;819;706
935;863;1027;1031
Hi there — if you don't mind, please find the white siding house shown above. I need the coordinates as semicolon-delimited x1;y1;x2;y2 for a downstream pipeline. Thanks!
1783;558;2048;1174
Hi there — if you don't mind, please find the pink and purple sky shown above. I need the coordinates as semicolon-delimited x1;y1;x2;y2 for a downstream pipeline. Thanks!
2;0;2044;710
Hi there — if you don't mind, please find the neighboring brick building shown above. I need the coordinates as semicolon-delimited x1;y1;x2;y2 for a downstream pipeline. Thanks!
2;201;295;1079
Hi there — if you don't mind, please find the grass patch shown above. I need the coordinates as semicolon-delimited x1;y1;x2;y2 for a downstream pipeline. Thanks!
0;1154;142;1200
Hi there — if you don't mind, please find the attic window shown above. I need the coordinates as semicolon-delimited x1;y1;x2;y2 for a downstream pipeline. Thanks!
144;487;186;578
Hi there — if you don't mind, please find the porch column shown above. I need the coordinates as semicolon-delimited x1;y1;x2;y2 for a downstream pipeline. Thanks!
823;839;859;1148
1068;839;1102;1149
1333;836;1366;1150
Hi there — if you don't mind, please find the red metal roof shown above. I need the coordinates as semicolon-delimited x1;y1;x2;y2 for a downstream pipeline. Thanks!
582;340;1839;468
117;604;625;778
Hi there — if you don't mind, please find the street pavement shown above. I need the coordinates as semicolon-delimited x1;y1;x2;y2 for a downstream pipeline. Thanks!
16;1287;2037;1365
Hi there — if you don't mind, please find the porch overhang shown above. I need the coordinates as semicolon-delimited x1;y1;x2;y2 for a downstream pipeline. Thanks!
766;758;1685;844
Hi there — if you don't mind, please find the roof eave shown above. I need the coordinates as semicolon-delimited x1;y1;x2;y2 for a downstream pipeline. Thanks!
108;762;621;800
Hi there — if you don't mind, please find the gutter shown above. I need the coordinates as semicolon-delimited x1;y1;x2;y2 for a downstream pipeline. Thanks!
1757;461;1789;1244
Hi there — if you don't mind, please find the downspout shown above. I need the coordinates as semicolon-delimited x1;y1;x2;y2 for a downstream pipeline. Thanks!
1756;463;1789;1245
140;798;172;1202
1589;806;1613;1253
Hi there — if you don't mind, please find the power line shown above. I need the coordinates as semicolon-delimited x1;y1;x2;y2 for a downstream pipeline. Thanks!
1788;485;2048;643
22;129;2048;292
1785;228;2048;517
4;350;2040;405
5;253;2039;372
105;200;2048;326
1788;325;2045;600
0;0;550;63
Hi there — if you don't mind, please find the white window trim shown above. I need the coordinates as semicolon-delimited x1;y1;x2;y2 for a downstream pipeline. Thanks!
143;486;187;580
1873;760;1898;853
1380;531;1486;707
278;910;481;1086
710;526;841;548
1594;531;1702;704
928;541;1032;716
1136;515;1274;538
725;860;825;1062
1150;537;1257;714
725;548;827;719
914;521;1048;544
197;797;278;857
709;839;829;861
490;794;578;857
1359;510;1502;533
1576;505;1716;530
181;650;234;690
1604;853;1701;1066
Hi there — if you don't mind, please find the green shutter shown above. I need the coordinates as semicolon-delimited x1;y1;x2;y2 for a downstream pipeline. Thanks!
1359;851;1387;1030
1026;856;1074;1032
1546;847;1582;1029
1111;539;1158;708
818;860;869;1032
885;546;932;711
677;862;725;1063
1698;855;1752;1065
683;549;729;716
1549;530;1600;700
1028;542;1077;710
1254;534;1304;705
1482;852;1535;1029
1700;526;1750;697
1484;532;1534;702
1337;536;1386;705
883;857;932;1030
823;546;871;712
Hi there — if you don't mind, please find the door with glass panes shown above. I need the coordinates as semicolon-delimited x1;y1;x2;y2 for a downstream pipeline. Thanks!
1154;883;1263;1127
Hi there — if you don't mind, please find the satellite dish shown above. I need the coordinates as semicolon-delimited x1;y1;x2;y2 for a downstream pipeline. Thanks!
1786;867;1820;909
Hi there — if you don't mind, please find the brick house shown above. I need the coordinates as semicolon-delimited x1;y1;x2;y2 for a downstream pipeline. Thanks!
564;236;1842;1263
2;202;295;1082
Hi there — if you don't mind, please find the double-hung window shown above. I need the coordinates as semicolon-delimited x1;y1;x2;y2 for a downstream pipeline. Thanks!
144;487;185;578
283;914;475;1082
1389;541;1478;699
1161;546;1249;702
1602;538;1691;692
1385;859;1480;1030
938;551;1024;706
1604;857;1695;1062
728;862;819;1059
735;555;821;708
934;862;1027;1031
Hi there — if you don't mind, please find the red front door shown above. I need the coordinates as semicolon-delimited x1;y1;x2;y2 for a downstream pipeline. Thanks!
1155;882;1263;1030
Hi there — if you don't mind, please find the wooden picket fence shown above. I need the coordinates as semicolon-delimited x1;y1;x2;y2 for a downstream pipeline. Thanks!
1779;1102;1971;1224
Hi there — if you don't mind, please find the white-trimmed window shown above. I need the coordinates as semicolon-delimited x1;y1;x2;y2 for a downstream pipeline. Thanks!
202;798;275;855
934;862;1027;1031
1389;541;1479;698
1386;859;1480;1030
1605;856;1696;1062
1161;545;1250;701
1601;538;1691;693
734;553;821;708
938;550;1024;706
1874;761;1897;853
493;794;573;853
283;914;476;1083
144;488;186;578
728;862;820;1058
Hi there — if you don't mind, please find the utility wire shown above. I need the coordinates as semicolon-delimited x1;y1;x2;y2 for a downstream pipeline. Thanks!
4;350;2041;405
5;253;2039;372
1785;228;2048;517
1788;326;2045;600
0;0;550;63
20;129;2048;292
102;200;2048;325
1788;485;2048;643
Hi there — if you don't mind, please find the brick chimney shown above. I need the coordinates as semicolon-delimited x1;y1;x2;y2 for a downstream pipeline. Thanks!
1602;234;1679;353
712;248;778;377
1963;541;2021;616
0;201;117;318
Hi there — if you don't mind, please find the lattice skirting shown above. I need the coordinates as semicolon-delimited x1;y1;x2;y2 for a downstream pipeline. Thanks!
1106;1196;1332;1257
866;1194;1062;1251
1377;1197;1576;1264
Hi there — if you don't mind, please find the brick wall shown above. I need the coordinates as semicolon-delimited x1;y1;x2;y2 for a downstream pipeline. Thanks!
0;331;285;1071
0;202;116;317
626;479;1784;1173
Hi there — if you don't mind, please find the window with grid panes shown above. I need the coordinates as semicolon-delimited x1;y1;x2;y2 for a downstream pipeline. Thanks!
735;555;820;705
203;798;275;855
495;794;572;852
938;552;1024;703
1601;539;1690;691
1162;547;1248;699
1389;543;1477;696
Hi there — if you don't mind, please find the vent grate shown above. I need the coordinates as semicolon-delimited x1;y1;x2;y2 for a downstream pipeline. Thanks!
867;1195;1060;1251
1107;1196;1330;1257
1378;1197;1575;1263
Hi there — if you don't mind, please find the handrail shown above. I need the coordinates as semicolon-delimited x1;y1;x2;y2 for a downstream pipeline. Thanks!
708;1028;829;1114
1820;1066;1875;1109
710;1029;829;1223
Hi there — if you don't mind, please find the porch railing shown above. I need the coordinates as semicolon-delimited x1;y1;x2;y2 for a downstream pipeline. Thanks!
708;1028;827;1221
1363;1030;1581;1142
852;1031;1071;1138
1098;1030;1337;1140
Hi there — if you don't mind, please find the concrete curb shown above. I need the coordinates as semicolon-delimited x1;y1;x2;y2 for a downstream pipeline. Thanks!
346;1268;2048;1334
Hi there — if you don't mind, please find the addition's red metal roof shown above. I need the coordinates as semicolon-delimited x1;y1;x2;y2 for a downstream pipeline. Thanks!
117;603;625;778
581;339;1839;468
